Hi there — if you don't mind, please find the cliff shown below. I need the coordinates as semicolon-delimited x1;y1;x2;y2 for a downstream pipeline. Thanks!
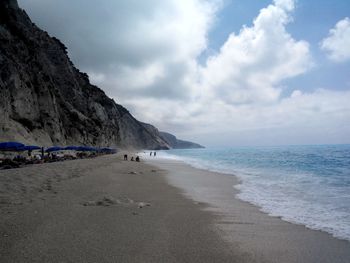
0;0;170;149
159;132;204;149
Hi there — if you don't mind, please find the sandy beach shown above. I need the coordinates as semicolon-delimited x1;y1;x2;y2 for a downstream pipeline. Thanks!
0;154;349;263
0;154;245;262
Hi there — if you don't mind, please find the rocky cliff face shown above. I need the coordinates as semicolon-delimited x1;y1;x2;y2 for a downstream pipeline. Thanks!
159;132;204;149
0;0;170;149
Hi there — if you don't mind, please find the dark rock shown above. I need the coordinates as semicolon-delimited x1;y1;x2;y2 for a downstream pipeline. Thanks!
159;132;204;149
141;122;204;149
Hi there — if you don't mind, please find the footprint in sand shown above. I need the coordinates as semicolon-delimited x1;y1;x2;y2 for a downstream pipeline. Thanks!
82;196;117;207
138;202;151;208
82;196;151;209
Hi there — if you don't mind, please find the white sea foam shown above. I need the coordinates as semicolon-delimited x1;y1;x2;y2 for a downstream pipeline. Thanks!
152;147;350;241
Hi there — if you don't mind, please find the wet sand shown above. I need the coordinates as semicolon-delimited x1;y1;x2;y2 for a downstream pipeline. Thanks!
147;157;350;263
0;154;349;262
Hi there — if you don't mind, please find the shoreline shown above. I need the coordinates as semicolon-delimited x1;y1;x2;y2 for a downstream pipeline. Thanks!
0;153;349;262
145;152;350;242
146;156;350;262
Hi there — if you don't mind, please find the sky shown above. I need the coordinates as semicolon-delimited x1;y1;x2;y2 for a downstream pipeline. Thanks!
19;0;350;147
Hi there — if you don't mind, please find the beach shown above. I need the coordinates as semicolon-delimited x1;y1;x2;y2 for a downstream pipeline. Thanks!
0;154;349;262
148;157;350;263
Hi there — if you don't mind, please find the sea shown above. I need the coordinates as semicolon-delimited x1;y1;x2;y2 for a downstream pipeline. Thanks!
156;145;350;241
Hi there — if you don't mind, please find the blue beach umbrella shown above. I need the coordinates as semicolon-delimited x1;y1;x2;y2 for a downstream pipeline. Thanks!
99;147;109;152
76;146;86;151
64;146;80;151
77;146;96;152
99;147;117;154
23;145;41;151
95;148;103;153
45;146;63;153
0;142;25;151
86;146;97;152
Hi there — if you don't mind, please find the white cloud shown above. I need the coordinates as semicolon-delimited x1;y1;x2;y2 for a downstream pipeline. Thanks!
122;88;350;146
290;89;302;98
200;0;312;105
20;0;221;100
273;0;295;11
91;0;220;100
320;17;350;62
20;0;350;145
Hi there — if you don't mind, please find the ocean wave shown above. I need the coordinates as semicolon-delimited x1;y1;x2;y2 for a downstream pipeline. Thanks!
153;146;350;241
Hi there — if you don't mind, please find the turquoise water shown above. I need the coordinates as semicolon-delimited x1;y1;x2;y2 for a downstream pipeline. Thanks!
158;145;350;241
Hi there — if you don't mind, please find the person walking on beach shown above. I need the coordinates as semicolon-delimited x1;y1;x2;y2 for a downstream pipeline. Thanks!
154;151;156;157
150;151;152;156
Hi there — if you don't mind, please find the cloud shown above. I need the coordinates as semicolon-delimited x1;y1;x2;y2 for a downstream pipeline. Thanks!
20;0;221;101
320;17;350;62
19;0;350;145
273;0;295;11
122;88;350;146
200;0;312;105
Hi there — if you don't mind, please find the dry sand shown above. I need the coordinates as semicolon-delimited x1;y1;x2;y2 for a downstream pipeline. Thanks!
0;154;349;262
0;154;246;262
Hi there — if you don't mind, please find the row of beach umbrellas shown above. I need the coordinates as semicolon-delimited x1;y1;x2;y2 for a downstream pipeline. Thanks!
0;142;116;154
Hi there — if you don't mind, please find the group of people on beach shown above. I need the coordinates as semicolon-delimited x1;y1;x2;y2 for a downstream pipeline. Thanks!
123;154;140;162
1;149;109;170
123;151;157;162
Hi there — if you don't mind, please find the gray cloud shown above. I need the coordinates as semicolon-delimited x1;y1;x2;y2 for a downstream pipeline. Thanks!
20;0;179;68
18;0;350;145
20;0;218;101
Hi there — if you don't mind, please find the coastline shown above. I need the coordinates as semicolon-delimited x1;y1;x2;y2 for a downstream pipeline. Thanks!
0;153;349;262
146;157;350;263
